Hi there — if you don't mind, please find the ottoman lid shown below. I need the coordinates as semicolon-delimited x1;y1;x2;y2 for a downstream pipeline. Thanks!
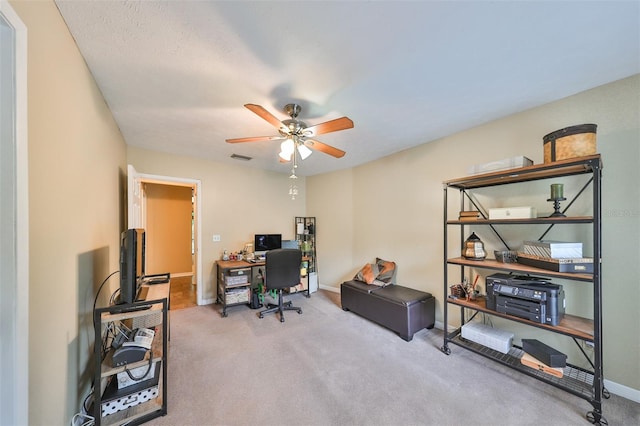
341;280;383;294
373;285;432;306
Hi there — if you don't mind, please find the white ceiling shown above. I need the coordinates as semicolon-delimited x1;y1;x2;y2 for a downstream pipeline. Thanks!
55;1;639;176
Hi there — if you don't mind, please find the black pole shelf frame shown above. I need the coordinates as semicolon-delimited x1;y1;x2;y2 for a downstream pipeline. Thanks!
441;155;607;425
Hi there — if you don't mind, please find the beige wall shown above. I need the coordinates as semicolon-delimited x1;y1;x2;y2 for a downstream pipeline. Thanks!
126;147;307;301
9;1;639;423
10;0;127;424
309;75;640;393
145;183;193;275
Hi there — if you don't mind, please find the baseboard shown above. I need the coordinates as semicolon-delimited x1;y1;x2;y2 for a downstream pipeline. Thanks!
319;284;340;294
604;379;640;403
201;297;215;305
170;272;193;278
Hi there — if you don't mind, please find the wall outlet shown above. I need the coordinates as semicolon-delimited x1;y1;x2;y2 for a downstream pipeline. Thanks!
213;234;221;242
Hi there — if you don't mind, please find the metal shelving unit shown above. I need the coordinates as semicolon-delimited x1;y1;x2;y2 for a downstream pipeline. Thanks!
93;293;168;425
295;216;317;295
441;155;606;424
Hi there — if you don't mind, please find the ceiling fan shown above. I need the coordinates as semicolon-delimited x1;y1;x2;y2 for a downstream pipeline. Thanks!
226;103;354;162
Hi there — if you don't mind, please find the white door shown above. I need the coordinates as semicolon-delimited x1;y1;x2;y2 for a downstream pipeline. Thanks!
0;2;28;424
127;164;144;229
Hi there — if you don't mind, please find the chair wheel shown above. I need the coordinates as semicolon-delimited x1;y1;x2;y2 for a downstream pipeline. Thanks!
297;309;302;314
259;314;264;319
280;317;285;323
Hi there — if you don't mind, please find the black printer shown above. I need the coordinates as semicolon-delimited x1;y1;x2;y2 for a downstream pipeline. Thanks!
485;273;565;326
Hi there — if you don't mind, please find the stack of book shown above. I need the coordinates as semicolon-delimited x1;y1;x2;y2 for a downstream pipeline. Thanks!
458;211;480;221
518;240;593;273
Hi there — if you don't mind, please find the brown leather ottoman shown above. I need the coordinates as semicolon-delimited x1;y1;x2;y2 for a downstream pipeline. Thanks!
341;280;435;341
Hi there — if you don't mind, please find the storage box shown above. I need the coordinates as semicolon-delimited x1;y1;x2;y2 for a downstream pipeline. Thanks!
467;156;533;175
489;206;537;220
522;240;583;259
101;362;161;417
225;287;250;304
461;322;514;354
543;124;597;163
225;275;249;286
228;268;250;276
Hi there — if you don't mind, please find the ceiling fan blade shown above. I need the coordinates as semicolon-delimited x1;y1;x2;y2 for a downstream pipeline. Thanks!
304;139;346;158
226;136;283;143
244;104;284;129
304;116;354;136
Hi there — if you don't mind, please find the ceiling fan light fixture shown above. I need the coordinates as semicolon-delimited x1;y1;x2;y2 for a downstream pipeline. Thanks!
297;144;312;160
279;139;295;161
279;151;292;162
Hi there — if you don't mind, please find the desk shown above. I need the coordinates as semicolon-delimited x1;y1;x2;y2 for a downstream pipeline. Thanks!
216;259;309;317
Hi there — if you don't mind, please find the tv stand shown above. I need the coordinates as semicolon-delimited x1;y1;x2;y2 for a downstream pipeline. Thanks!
136;286;149;302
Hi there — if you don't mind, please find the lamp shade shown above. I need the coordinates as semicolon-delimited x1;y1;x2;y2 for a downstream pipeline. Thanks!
297;144;312;160
279;139;294;161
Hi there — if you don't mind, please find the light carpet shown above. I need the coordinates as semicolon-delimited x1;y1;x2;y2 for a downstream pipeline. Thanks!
147;290;639;426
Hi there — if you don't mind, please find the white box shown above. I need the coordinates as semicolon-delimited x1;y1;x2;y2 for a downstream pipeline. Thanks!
308;272;318;293
461;322;514;354
523;240;583;259
467;156;533;175
489;206;537;220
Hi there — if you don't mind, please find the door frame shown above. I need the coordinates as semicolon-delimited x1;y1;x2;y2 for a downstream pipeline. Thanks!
0;1;28;424
132;172;203;305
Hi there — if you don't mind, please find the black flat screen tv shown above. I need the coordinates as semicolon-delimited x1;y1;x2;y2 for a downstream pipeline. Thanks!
118;228;146;304
254;234;282;255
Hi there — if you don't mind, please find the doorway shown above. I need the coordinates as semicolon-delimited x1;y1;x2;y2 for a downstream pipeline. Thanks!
127;166;202;307
145;182;197;309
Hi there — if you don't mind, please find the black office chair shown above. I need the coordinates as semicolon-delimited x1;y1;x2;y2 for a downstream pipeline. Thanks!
258;248;303;322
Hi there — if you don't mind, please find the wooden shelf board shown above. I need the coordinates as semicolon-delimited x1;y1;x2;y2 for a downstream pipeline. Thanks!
449;216;593;225
444;154;601;189
446;257;593;281
447;297;593;341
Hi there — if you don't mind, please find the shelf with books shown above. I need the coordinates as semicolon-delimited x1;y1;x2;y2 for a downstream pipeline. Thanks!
441;154;605;424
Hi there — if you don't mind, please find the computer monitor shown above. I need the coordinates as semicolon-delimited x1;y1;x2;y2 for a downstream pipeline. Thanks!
117;228;146;304
254;234;282;257
281;239;299;249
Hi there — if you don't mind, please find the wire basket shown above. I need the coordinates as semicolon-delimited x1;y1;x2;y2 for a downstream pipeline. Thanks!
494;250;518;263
